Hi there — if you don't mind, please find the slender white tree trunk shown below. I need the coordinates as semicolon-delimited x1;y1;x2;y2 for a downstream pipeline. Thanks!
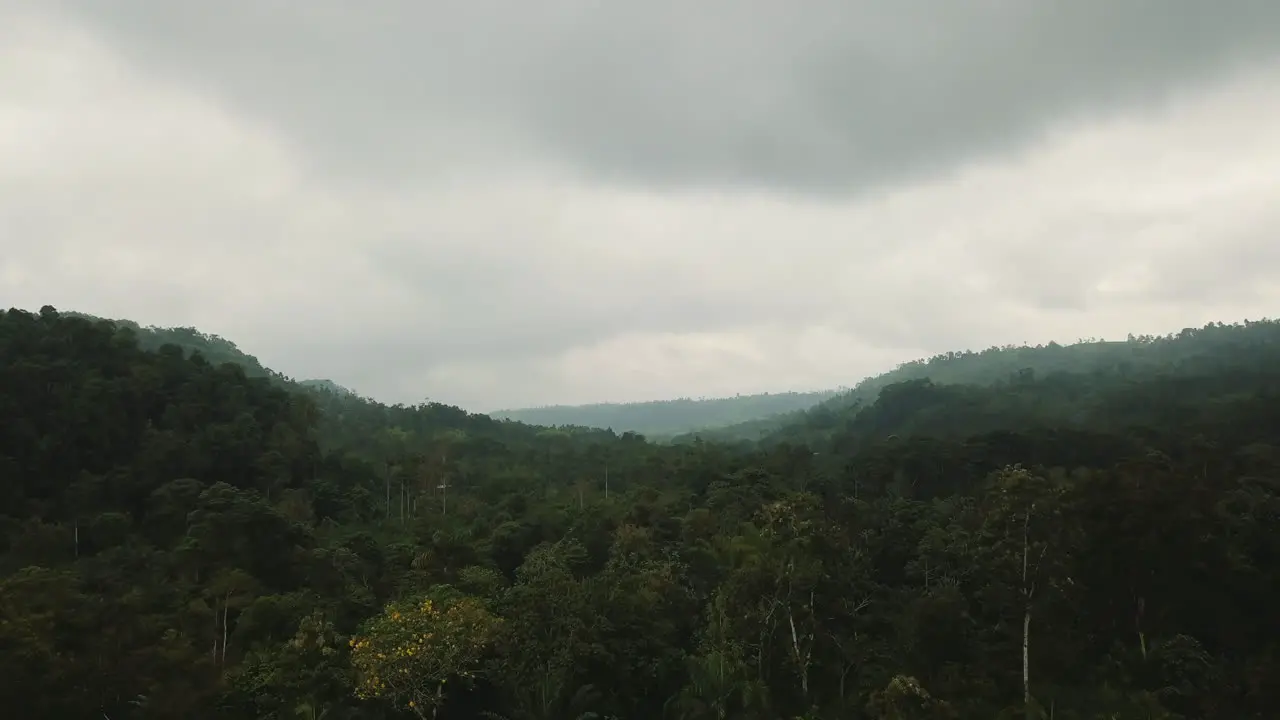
212;601;218;662
221;593;230;666
1022;607;1031;716
1022;509;1033;719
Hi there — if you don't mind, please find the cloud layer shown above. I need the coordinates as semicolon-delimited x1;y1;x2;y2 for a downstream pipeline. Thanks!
2;3;1279;410
49;0;1280;191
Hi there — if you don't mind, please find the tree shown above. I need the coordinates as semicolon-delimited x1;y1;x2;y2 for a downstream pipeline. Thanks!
350;592;500;719
491;540;605;720
976;466;1073;719
865;675;956;720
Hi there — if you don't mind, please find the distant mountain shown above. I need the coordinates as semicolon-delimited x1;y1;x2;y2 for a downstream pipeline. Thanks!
490;389;840;438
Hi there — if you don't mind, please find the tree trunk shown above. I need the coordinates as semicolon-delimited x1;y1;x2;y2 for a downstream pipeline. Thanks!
788;606;810;700
211;601;218;663
221;592;230;666
1136;595;1147;659
1022;508;1033;719
1022;606;1032;719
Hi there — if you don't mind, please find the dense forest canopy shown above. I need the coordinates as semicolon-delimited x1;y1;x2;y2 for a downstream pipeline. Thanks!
2;305;1278;719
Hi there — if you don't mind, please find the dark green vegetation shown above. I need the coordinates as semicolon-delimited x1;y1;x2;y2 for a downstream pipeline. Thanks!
492;390;840;438
3;305;1278;719
61;312;281;380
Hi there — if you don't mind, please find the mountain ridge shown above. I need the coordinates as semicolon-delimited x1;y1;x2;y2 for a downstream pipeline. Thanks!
54;309;1280;442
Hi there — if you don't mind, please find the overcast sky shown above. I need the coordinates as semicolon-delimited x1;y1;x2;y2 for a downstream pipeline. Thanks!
2;2;1279;411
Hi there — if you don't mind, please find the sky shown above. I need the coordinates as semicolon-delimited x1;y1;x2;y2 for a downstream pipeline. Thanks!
2;1;1279;411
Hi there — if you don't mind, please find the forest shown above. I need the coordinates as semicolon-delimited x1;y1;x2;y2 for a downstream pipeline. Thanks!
2;305;1277;719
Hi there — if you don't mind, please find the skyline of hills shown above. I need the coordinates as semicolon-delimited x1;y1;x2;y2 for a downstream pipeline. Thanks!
48;307;1280;441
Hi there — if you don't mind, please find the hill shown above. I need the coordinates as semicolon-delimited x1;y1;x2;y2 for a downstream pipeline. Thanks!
491;389;840;437
678;321;1280;444
63;311;364;398
2;305;1278;719
800;319;1280;499
59;309;628;471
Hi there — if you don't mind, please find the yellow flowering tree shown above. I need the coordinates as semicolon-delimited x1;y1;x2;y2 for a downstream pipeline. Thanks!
349;593;501;719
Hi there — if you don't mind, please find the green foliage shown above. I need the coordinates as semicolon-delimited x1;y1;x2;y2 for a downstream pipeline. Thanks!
350;593;501;717
3;306;1280;718
865;675;956;719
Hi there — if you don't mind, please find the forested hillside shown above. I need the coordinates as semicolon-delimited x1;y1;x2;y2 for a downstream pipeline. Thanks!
491;390;839;438
679;323;1280;444
2;306;1277;719
61;312;281;379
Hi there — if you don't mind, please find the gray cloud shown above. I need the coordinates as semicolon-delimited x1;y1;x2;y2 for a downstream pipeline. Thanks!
51;0;1280;192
